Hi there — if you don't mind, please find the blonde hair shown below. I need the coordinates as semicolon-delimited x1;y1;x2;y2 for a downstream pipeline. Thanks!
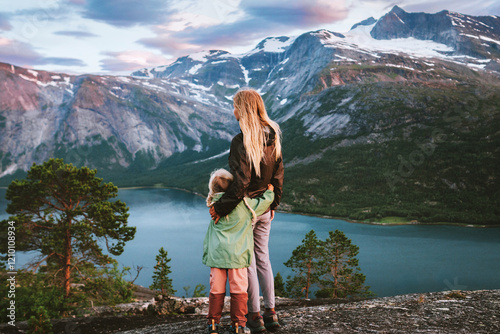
233;89;282;177
207;168;257;222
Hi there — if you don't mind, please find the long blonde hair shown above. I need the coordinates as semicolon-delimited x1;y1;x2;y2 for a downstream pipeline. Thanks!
206;168;257;222
233;89;282;177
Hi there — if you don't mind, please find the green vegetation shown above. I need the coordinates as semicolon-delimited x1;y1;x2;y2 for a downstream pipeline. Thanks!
0;159;137;321
279;80;500;225
284;230;322;299
274;272;286;297
150;247;176;297
318;230;371;299
27;306;54;334
97;79;500;226
283;229;372;299
182;284;207;298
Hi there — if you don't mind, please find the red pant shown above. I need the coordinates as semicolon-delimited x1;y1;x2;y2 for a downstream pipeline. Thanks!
208;268;248;327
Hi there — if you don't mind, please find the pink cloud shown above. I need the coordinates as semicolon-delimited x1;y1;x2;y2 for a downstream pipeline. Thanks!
0;37;44;66
138;0;350;57
100;50;173;72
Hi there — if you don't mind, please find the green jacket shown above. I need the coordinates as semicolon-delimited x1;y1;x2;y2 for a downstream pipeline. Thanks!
202;190;274;269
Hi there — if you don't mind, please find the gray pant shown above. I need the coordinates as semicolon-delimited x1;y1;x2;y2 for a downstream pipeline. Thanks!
247;211;275;312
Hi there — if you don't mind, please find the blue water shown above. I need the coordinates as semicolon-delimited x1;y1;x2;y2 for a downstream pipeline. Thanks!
1;188;499;297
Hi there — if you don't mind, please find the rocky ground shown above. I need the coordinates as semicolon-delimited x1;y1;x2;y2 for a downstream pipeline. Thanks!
2;289;499;333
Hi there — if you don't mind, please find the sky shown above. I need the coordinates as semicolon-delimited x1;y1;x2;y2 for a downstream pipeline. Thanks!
0;0;498;75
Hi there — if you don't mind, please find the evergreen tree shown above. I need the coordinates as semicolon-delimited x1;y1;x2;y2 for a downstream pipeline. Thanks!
0;159;135;297
319;230;371;299
284;230;322;299
150;247;176;297
193;283;207;297
27;306;54;334
274;272;286;297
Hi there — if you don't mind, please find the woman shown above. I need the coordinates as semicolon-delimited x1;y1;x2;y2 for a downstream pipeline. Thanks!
210;89;284;333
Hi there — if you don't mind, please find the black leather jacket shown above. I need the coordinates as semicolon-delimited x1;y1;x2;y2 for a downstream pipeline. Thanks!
213;130;284;217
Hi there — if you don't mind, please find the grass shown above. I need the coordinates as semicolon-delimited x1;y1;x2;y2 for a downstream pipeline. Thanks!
374;217;412;224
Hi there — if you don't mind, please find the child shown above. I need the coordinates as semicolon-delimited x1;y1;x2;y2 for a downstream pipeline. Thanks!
203;169;275;334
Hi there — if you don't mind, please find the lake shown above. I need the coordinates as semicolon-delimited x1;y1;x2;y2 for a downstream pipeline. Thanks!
1;188;499;298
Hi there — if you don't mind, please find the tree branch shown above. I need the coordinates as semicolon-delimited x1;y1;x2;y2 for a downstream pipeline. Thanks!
27;252;56;272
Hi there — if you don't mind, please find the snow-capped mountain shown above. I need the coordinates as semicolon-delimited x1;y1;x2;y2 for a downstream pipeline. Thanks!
1;6;499;224
0;62;237;177
133;6;500;85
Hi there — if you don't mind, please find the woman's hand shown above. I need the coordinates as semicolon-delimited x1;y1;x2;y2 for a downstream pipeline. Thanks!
267;184;274;191
209;206;220;224
270;210;275;221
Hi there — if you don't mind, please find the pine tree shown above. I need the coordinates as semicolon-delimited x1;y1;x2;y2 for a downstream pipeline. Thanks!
27;306;54;334
284;230;322;299
150;247;176;297
274;272;286;297
319;230;371;299
193;284;207;297
0;158;135;297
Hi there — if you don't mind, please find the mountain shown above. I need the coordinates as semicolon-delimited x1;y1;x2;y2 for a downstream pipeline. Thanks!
1;6;499;224
371;6;500;59
0;62;237;177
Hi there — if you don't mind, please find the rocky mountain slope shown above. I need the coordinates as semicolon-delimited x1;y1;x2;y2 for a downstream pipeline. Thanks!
1;289;499;333
0;63;237;177
1;6;499;224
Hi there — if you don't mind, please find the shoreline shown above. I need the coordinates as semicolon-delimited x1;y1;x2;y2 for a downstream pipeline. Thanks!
282;210;500;228
117;186;500;228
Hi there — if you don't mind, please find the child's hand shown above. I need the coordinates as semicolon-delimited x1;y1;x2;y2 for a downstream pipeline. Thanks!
209;206;220;224
267;184;274;192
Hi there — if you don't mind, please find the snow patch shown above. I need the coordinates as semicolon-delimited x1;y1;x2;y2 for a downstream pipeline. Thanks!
192;149;230;164
318;24;454;60
211;60;227;64
479;35;500;45
303;113;351;138
27;69;38;77
189;51;210;62
385;64;416;71
0;164;18;178
189;64;203;75
261;37;295;53
394;13;405;25
240;64;250;85
338;96;353;107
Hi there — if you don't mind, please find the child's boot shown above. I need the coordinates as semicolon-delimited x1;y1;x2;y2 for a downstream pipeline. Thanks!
207;293;225;333
207;319;220;334
230;293;249;330
230;322;251;333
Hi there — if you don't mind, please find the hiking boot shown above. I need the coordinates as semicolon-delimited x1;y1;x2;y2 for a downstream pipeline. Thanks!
230;323;251;333
263;311;280;332
207;319;219;334
246;315;266;333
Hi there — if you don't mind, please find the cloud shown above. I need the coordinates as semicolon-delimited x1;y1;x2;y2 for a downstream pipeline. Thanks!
0;37;43;66
0;37;86;67
139;0;349;57
244;0;349;27
0;12;12;31
39;57;86;67
53;30;99;39
100;50;172;72
81;0;174;27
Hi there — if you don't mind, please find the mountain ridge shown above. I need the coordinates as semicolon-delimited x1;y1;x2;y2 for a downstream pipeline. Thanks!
1;6;499;224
